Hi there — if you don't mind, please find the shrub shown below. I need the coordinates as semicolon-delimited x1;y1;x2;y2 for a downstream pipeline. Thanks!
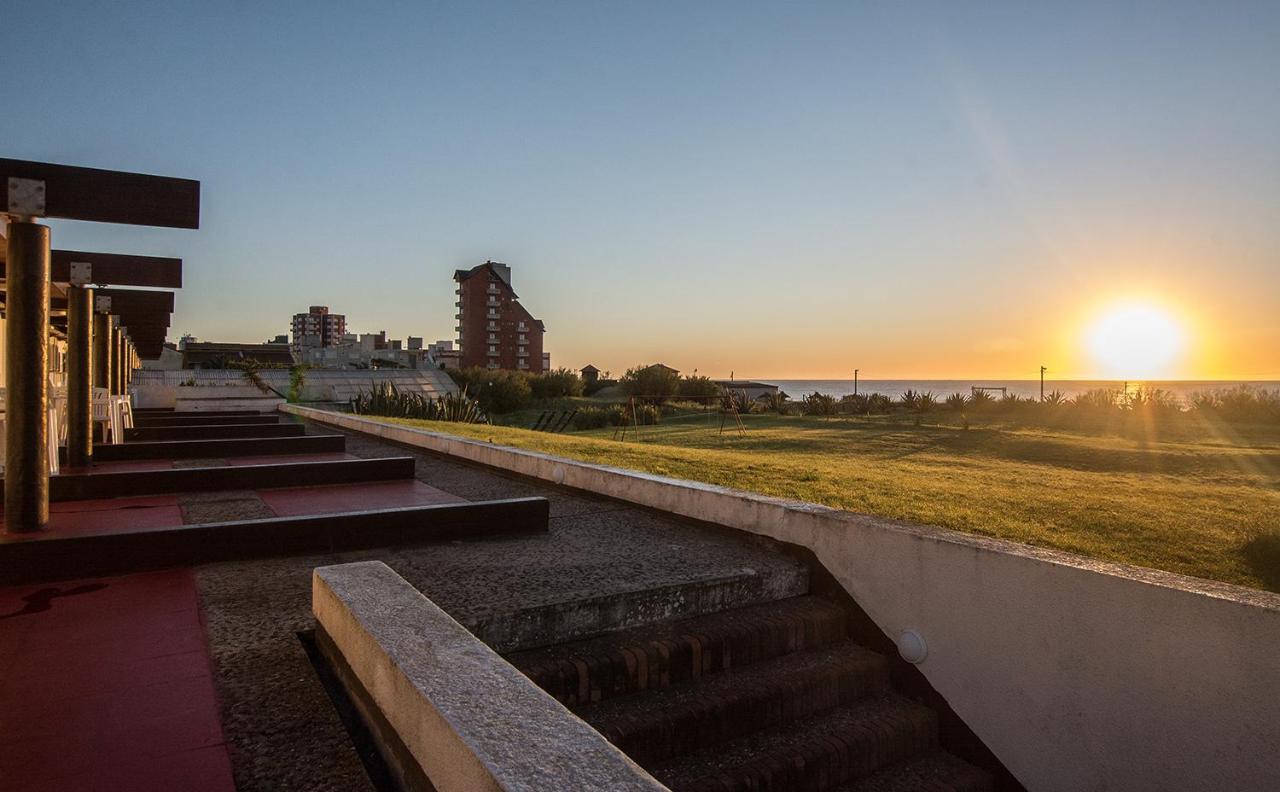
528;368;584;400
966;390;996;410
722;389;757;414
447;367;532;413
867;393;894;414
1073;388;1119;411
802;391;838;416
1043;390;1068;406
1190;387;1280;423
677;375;721;400
760;391;790;414
945;392;967;411
621;364;681;402
840;393;870;414
899;390;938;413
351;381;486;423
570;405;615;430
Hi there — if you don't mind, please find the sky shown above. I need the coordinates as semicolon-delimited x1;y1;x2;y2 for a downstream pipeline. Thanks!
2;1;1277;379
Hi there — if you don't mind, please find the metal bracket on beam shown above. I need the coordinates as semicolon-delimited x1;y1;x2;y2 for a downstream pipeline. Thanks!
6;177;46;216
95;295;113;313
69;261;92;286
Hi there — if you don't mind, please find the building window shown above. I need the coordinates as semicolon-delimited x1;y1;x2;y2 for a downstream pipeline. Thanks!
488;345;497;354
487;322;497;331
518;334;527;344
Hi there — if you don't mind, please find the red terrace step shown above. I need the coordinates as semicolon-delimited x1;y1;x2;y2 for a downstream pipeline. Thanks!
123;423;305;442
507;596;847;708
833;752;994;792
581;642;890;766
653;695;942;792
85;435;346;461
132;415;282;427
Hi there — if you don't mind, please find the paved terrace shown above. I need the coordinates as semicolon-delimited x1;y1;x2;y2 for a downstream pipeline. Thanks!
0;419;804;791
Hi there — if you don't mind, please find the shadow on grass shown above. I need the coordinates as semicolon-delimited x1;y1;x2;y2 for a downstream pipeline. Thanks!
1242;533;1280;593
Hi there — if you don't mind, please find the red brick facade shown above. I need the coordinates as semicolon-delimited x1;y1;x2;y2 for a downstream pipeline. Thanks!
454;262;545;372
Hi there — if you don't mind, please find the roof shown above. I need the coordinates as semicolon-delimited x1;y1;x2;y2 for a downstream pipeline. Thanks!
182;342;295;367
580;364;600;372
713;380;779;389
454;261;518;297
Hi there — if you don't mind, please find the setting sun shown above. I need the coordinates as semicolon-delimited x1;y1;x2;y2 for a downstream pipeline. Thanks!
1086;302;1186;378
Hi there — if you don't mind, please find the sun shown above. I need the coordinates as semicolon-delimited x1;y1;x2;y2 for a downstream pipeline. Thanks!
1086;302;1186;378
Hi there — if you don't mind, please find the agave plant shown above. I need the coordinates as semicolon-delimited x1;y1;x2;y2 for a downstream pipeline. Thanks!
945;392;967;411
351;381;486;423
1043;390;1068;406
966;390;995;409
802;391;838;416
867;393;893;414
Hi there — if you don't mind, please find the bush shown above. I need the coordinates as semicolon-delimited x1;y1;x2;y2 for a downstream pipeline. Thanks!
447;367;532;414
840;394;870;414
677;375;721;400
760;391;789;414
722;389;757;414
945;392;967;411
966;390;996;410
529;368;584;399
802;391;837;416
867;393;894;414
899;390;938;413
621;364;681;403
1190;387;1280;423
1073;388;1119;411
570;405;615;430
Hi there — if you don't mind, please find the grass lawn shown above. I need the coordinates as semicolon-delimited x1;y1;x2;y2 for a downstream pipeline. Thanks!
375;411;1280;592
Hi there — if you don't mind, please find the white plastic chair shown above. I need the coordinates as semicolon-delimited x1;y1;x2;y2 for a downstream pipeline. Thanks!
47;406;61;475
92;388;123;445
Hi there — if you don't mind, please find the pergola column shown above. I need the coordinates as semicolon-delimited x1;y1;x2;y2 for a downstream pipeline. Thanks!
4;219;51;532
65;284;94;467
93;311;113;390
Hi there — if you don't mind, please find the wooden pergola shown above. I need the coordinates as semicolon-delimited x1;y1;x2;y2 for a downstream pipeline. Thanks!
0;158;198;531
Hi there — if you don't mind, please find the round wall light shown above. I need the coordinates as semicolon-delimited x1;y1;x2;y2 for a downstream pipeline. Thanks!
897;630;928;664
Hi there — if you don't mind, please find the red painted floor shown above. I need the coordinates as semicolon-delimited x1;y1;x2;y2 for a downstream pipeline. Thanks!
0;569;235;791
2;497;186;537
260;479;465;516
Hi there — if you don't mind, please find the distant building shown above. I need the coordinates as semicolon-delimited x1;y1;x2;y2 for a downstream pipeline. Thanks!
427;340;461;369
581;364;600;387
714;380;787;402
266;334;289;345
183;341;295;369
454;261;546;372
290;306;347;353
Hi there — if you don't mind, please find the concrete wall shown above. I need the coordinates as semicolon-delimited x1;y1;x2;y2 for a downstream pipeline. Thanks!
284;405;1280;792
313;561;665;792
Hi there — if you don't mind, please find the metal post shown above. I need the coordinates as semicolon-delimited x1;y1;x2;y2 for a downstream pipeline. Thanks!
4;219;51;532
854;369;859;396
1040;365;1046;401
66;285;94;467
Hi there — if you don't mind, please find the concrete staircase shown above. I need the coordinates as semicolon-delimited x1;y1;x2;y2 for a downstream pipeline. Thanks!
507;587;991;791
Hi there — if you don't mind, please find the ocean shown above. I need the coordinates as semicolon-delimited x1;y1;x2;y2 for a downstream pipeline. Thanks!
757;379;1280;403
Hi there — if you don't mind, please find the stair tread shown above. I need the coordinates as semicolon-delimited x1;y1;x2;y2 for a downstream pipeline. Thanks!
588;638;885;720
654;694;938;790
832;752;993;792
508;595;845;669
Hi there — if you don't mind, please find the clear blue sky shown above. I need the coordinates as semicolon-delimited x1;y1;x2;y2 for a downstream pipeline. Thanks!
3;1;1277;377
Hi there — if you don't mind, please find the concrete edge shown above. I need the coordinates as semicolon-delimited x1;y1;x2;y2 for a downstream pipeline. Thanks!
282;405;1280;613
312;561;668;792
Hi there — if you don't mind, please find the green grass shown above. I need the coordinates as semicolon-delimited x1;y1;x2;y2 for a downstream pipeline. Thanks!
376;411;1280;592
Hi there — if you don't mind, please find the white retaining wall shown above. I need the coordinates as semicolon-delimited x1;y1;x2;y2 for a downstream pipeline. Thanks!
133;368;457;408
284;405;1280;792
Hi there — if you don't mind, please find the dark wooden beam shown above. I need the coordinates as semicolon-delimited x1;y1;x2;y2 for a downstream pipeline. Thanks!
1;158;199;228
94;288;175;314
0;250;183;287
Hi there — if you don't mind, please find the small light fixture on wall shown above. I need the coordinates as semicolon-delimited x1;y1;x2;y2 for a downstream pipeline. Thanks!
897;630;928;664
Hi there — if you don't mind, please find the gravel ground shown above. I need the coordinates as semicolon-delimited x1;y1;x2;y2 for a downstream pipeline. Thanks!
196;420;804;791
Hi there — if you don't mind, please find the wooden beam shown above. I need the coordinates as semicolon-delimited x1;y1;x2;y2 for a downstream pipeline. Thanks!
0;251;183;289
95;288;174;314
1;158;199;228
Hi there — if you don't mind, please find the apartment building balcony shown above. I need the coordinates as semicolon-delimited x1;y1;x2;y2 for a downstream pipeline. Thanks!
487;283;499;294
455;313;463;320
517;349;529;358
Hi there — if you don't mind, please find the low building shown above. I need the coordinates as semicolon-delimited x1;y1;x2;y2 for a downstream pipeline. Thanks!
714;380;787;402
182;341;295;369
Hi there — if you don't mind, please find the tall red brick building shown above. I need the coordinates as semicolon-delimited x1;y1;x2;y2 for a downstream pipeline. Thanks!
454;261;546;372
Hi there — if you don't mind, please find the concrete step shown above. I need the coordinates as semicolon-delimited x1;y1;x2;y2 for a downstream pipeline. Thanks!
832;752;993;792
653;695;940;792
507;595;845;706
582;642;890;766
124;423;304;442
